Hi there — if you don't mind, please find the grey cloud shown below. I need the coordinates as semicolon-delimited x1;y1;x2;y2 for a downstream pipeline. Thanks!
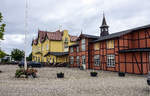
0;0;150;55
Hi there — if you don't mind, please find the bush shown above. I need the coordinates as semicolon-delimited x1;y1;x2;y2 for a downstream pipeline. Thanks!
15;68;25;78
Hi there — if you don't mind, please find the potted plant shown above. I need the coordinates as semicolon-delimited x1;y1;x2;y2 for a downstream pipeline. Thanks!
90;70;98;77
57;72;64;78
118;72;125;77
147;72;150;85
15;68;37;78
26;68;37;78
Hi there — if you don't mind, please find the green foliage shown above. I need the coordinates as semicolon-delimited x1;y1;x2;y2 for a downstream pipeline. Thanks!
27;53;32;61
0;12;6;40
91;71;97;74
0;50;6;58
15;68;37;78
15;68;25;78
11;48;25;61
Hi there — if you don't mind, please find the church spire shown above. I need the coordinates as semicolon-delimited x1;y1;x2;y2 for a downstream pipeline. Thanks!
100;13;109;37
102;13;107;26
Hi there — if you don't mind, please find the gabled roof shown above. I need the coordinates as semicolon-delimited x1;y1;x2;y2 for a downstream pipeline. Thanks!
47;30;63;41
32;38;38;45
32;30;78;45
38;30;47;43
94;24;150;42
69;35;78;42
77;34;100;41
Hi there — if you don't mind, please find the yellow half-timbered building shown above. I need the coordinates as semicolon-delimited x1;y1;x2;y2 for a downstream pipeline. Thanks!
32;30;78;64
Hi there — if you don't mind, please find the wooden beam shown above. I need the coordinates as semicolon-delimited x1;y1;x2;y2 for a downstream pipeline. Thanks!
140;52;143;74
125;53;127;73
133;53;142;74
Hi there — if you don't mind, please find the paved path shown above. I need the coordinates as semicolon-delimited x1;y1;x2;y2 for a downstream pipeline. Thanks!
0;65;149;96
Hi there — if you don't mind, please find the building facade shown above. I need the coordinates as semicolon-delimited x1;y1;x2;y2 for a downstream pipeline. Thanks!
69;15;150;74
32;30;77;64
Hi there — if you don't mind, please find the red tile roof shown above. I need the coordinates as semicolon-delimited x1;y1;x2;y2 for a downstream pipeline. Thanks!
47;30;63;41
32;38;38;45
32;30;78;45
69;35;78;42
38;31;47;43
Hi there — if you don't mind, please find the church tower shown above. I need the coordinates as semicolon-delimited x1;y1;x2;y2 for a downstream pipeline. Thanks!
100;14;109;36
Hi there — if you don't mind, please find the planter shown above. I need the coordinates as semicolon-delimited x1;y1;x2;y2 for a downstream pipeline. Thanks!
147;79;150;85
90;72;98;77
15;68;37;78
118;72;125;77
80;66;84;70
57;72;64;78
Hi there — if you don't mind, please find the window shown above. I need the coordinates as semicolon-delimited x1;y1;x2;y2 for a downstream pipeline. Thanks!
94;43;100;50
107;40;114;49
82;55;86;65
64;43;68;52
76;56;80;65
107;54;115;67
64;44;68;48
94;55;100;66
105;28;108;31
49;57;51;63
81;39;86;51
64;37;68;43
70;56;74;65
46;44;49;51
76;46;79;52
70;47;74;53
46;57;49;62
38;57;40;62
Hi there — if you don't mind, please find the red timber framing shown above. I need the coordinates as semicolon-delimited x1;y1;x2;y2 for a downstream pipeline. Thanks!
69;25;150;75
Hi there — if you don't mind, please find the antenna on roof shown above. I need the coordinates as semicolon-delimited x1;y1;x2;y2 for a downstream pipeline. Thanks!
81;29;83;34
59;25;62;31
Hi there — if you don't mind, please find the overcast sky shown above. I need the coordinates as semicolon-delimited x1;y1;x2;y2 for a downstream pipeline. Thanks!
0;0;150;55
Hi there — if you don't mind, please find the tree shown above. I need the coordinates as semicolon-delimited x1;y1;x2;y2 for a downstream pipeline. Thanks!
11;49;24;61
0;50;6;58
0;12;6;40
27;53;32;61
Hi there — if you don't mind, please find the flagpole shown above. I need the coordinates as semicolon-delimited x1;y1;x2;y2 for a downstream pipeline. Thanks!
24;0;28;70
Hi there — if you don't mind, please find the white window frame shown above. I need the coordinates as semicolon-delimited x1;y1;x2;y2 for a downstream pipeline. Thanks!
76;56;80;65
107;54;115;67
81;39;86;51
94;55;100;66
76;46;79;52
82;55;86;65
70;56;74;65
70;47;74;53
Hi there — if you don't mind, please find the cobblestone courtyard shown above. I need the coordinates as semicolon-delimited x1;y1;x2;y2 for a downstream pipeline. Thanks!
0;65;149;96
